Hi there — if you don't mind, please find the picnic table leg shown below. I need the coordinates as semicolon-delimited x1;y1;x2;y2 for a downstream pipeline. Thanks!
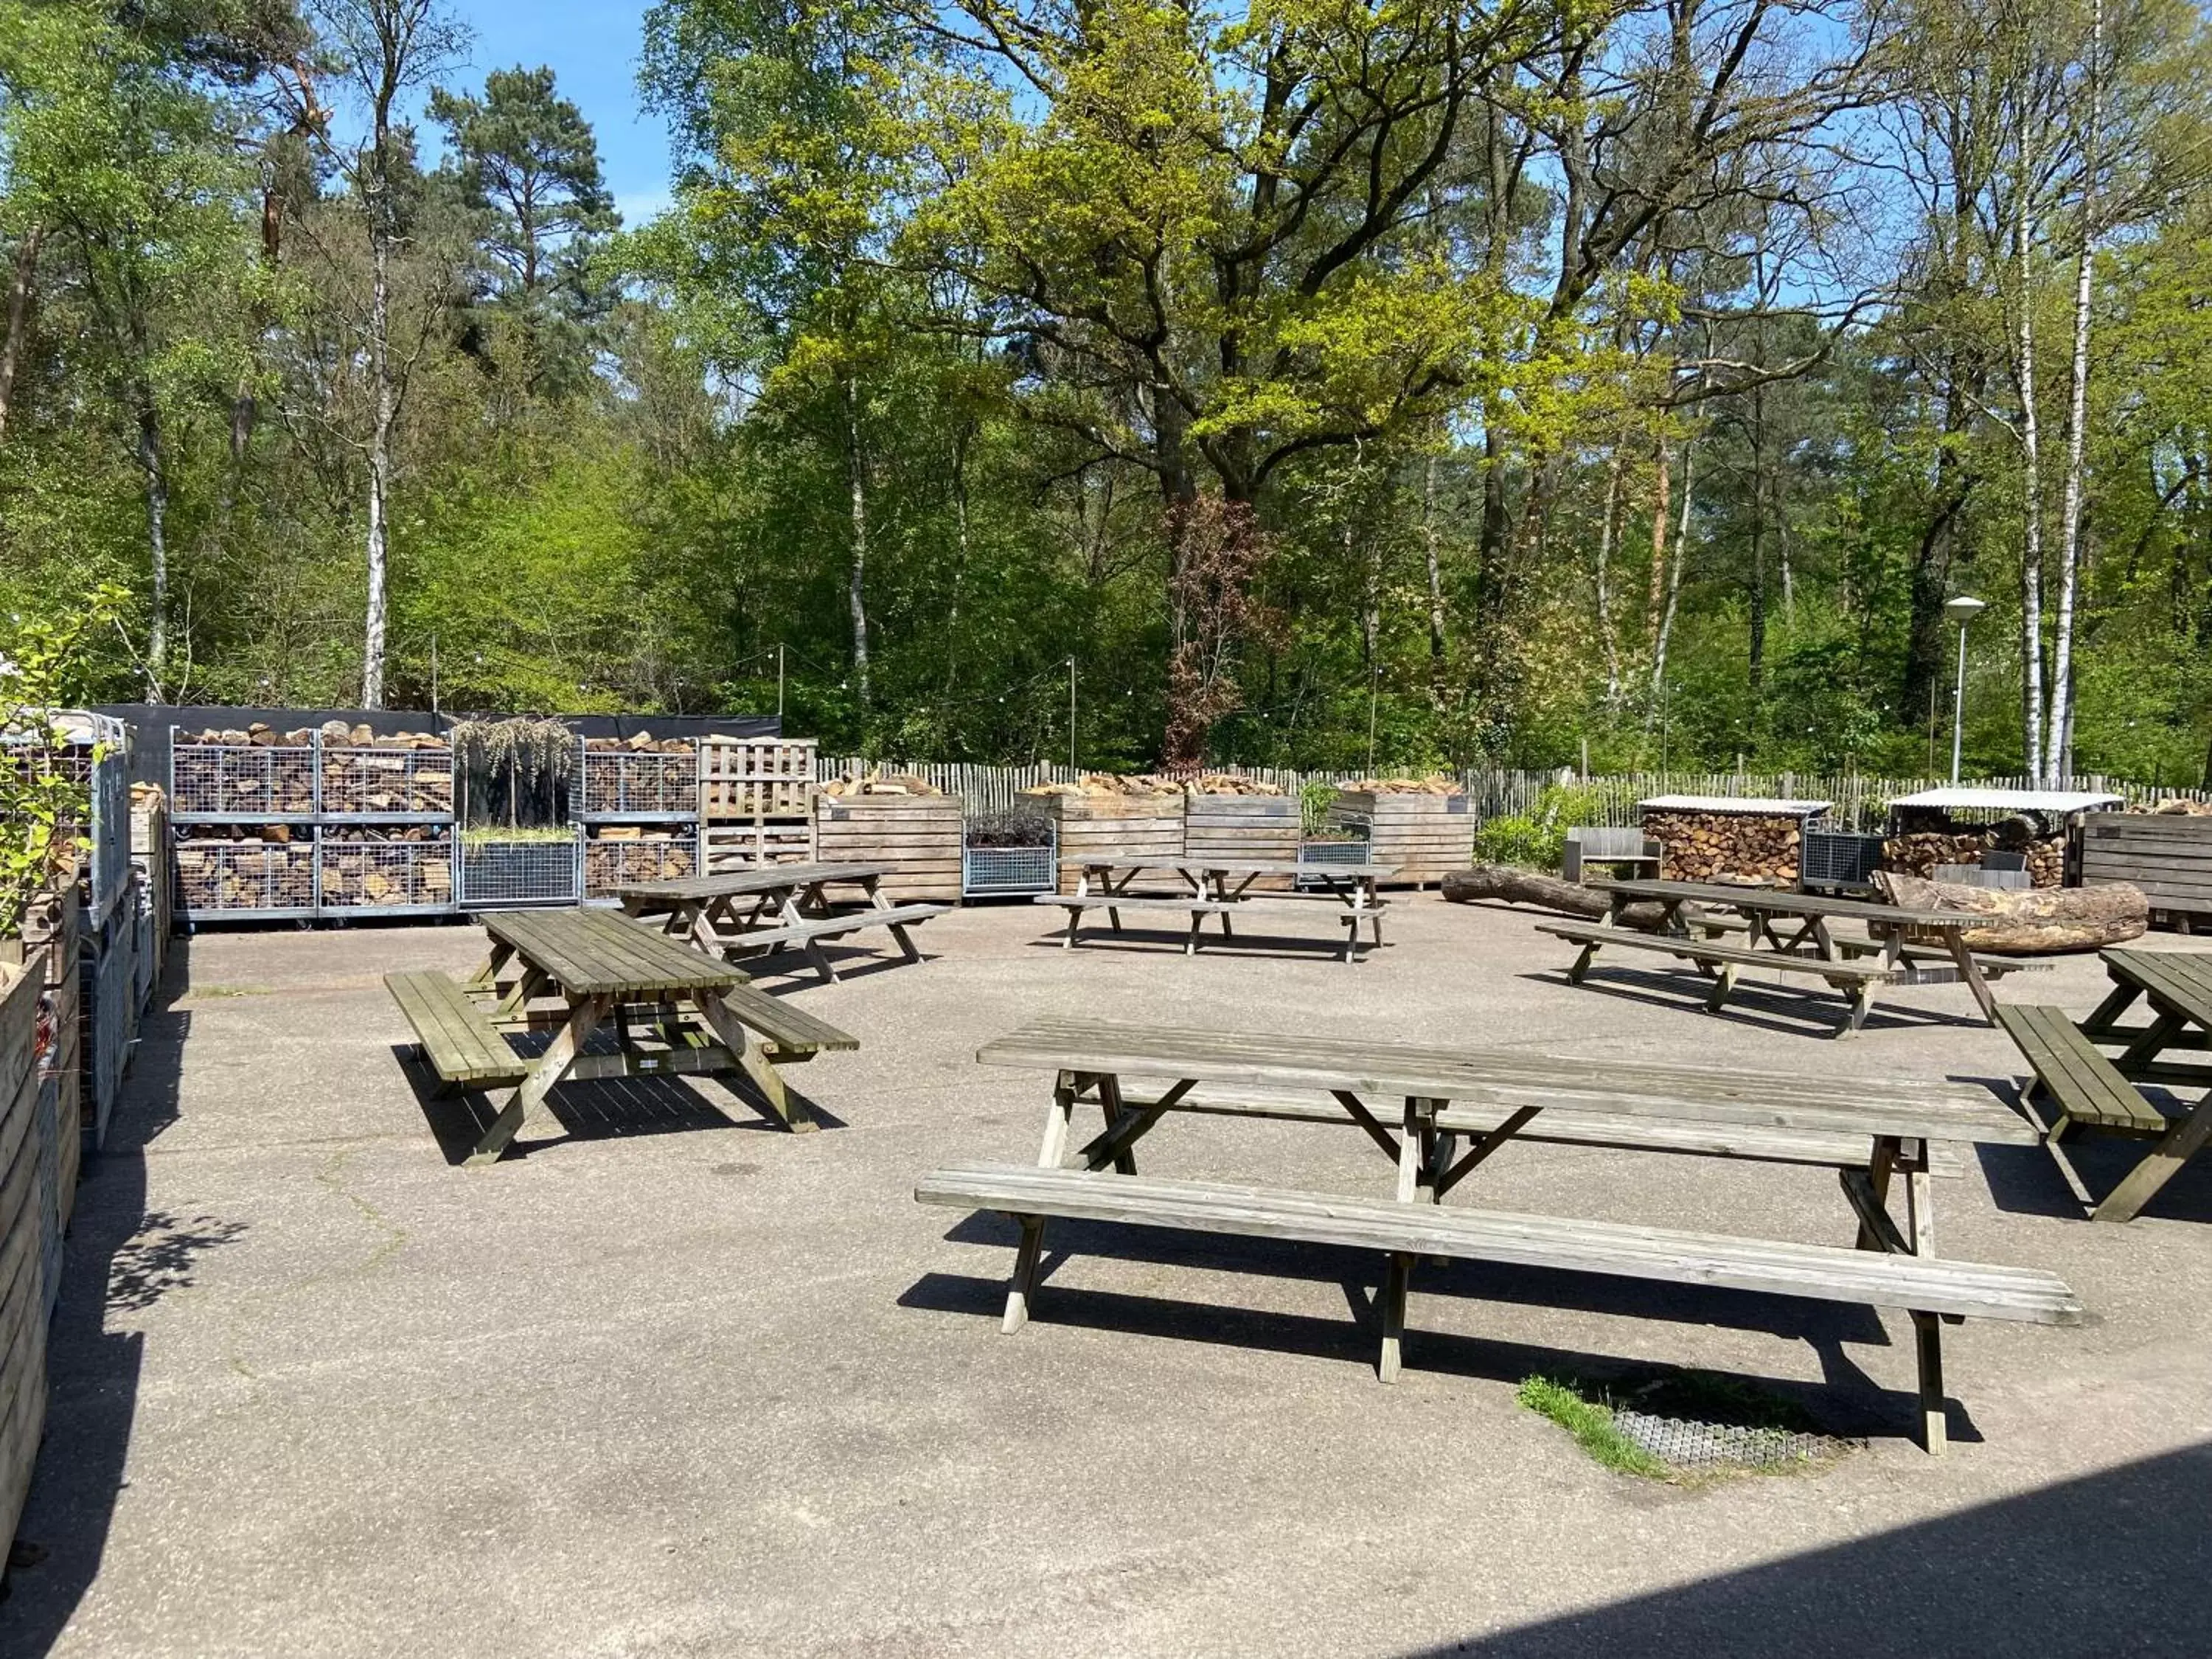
464;939;514;992
1095;1074;1139;1175
2089;1093;2212;1223
468;992;608;1166
1378;1098;1428;1382
692;992;817;1133
1702;961;1739;1012
1940;931;2000;1025
1062;902;1083;949
2080;978;2140;1038
1904;1144;1935;1256
2118;1008;2186;1075
1912;1311;1948;1455
1004;1071;1080;1332
1853;1138;1899;1251
1843;979;1878;1037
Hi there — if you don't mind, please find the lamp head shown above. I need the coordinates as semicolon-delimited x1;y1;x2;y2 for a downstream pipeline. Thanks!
1944;596;1987;625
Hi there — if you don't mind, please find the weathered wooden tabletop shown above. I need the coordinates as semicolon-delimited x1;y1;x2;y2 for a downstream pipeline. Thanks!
1592;878;1975;931
1087;857;1402;880
612;862;889;905
2101;947;2212;1026
481;907;747;997
976;1017;2034;1144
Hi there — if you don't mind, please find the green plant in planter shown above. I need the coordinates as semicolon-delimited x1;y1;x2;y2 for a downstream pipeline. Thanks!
0;585;127;936
1473;782;1611;871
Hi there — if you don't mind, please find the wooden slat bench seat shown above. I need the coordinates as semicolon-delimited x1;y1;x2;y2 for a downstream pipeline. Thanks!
385;970;529;1088
1034;894;1241;956
735;902;950;984
1537;920;1893;1034
1996;1002;2212;1223
1148;1085;1969;1177
916;1163;2081;1452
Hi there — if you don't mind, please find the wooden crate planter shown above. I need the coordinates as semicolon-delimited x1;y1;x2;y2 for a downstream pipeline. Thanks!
1041;793;1186;893
1325;790;1472;888
1183;793;1300;887
815;796;964;905
2080;813;2212;925
0;959;49;1554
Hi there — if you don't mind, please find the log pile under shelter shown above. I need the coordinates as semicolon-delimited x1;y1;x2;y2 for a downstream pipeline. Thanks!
1637;797;1830;884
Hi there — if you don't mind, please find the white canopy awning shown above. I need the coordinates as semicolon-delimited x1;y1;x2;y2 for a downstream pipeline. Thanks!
1638;796;1832;817
1889;787;2121;814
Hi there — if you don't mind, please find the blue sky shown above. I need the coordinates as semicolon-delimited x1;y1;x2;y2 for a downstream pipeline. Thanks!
446;0;670;226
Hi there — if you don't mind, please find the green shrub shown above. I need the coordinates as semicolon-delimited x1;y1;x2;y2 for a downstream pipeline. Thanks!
1474;782;1614;870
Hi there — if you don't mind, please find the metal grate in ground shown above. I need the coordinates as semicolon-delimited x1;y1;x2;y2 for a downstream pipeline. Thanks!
1613;1408;1858;1472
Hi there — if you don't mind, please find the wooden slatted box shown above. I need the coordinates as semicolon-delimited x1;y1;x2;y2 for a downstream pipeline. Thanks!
1041;793;1186;894
1183;793;1299;889
0;961;48;1557
815;796;964;905
2080;813;2212;924
1325;790;1472;888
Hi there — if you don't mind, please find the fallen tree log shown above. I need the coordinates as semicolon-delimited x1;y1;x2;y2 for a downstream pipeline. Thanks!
1442;866;1669;931
1873;872;2149;954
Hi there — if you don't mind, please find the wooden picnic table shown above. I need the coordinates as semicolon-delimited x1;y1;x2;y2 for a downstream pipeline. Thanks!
949;1017;2059;1450
616;861;947;984
1065;857;1395;962
2081;947;2212;1085
454;908;749;1163
1582;877;2021;1028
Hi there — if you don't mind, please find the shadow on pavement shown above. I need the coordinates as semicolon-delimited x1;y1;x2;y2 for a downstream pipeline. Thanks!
1403;1441;2212;1657
1;942;210;1656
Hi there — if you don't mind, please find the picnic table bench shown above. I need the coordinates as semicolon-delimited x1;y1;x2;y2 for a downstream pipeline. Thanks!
1041;858;1394;964
385;907;856;1162
919;1018;2067;1450
1540;879;2038;1035
1999;947;2212;1222
616;861;950;986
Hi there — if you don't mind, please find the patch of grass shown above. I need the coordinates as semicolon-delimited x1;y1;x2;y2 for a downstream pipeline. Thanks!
1515;1375;1671;1480
187;983;276;999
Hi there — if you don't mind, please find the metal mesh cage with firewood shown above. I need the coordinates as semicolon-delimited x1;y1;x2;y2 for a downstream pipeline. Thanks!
318;830;456;912
320;744;456;818
577;739;700;819
171;736;318;820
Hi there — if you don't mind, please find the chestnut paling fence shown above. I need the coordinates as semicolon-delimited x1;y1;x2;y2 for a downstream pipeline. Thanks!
813;760;2211;832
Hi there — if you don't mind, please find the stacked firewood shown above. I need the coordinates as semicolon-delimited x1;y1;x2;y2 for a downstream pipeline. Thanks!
1024;773;1183;799
1341;775;1459;795
582;733;694;753
583;828;695;891
821;769;946;797
1182;774;1286;796
319;830;453;907
2132;798;2212;816
182;721;315;747
319;723;453;814
173;841;314;910
1882;831;2067;888
1644;810;1802;883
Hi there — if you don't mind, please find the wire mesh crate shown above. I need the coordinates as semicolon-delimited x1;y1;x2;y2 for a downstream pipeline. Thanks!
1800;826;1885;893
320;743;455;818
171;731;317;819
173;837;318;918
577;739;700;819
582;830;699;898
319;831;456;913
458;834;580;909
963;841;1055;897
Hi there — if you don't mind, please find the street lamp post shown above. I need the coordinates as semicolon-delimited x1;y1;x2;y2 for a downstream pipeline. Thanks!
1944;595;1986;784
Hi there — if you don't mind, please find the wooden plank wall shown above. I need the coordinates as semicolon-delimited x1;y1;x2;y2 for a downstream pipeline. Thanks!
1046;796;1186;894
0;961;50;1553
1183;796;1300;888
815;798;965;904
1326;792;1474;888
2081;817;2212;920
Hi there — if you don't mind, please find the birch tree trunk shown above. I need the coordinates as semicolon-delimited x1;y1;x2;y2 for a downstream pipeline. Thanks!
845;375;872;707
1423;450;1445;703
1595;447;1624;707
363;197;394;709
136;380;170;698
2014;174;2048;783
2045;0;2102;787
1645;431;1671;651
0;224;41;445
1648;438;1694;714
